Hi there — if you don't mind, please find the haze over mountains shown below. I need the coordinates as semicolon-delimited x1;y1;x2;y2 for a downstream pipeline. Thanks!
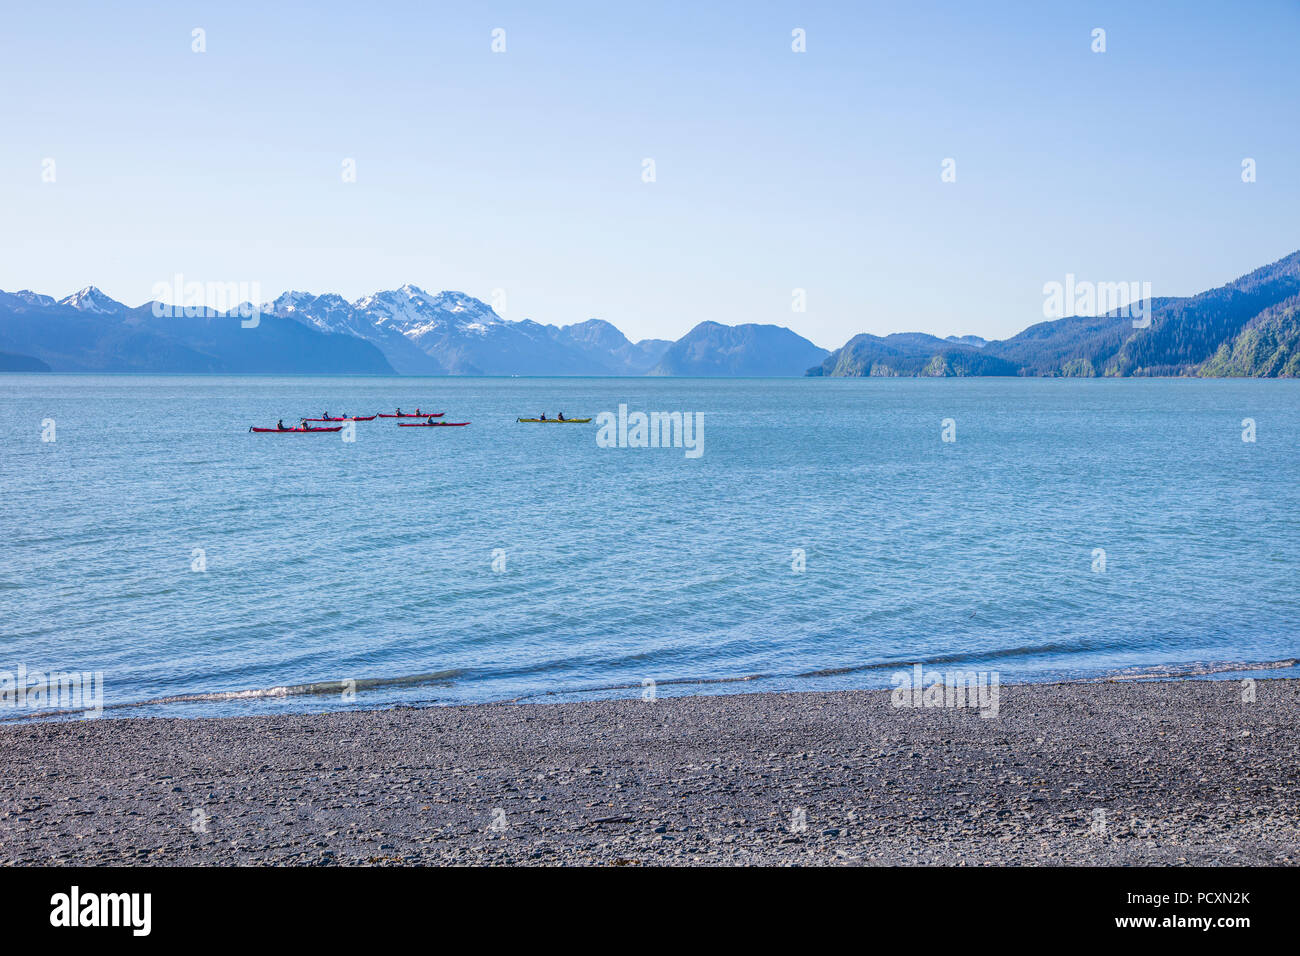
0;284;808;376
0;288;393;375
3;250;1299;377
651;322;829;376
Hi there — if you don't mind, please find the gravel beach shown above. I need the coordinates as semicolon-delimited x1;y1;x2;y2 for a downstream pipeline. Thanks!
2;679;1297;866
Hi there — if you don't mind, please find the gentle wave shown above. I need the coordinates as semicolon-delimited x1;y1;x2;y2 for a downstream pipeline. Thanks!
498;656;1300;703
1082;659;1297;682
504;672;768;702
134;669;468;705
796;642;1116;678
5;659;1298;723
0;670;467;722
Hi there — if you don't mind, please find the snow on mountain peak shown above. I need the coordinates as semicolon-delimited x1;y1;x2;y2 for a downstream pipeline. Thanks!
263;291;363;335
350;286;502;337
248;283;508;342
266;290;316;313
9;290;57;307
58;286;123;313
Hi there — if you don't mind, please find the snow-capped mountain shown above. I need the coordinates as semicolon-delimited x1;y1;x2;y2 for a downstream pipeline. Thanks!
269;292;375;338
264;289;446;374
353;286;503;338
57;286;125;314
5;290;58;308
0;287;393;374
3;281;812;376
262;286;670;375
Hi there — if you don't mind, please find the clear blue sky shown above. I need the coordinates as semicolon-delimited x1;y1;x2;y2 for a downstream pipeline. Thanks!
1;0;1296;347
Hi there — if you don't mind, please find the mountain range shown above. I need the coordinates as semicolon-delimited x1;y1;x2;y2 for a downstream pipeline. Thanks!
3;249;1299;377
812;250;1300;378
0;284;814;377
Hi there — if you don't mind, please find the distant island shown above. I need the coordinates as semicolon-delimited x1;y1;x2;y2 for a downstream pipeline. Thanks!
2;250;1297;377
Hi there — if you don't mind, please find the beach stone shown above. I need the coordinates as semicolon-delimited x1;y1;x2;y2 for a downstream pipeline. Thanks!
1;680;1298;865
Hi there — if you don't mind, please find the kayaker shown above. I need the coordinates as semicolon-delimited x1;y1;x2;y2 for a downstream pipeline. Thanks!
277;419;286;430
558;412;566;421
426;416;435;424
395;407;402;415
540;412;547;421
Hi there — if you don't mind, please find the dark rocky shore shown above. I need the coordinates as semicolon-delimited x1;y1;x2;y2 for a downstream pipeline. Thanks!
2;679;1297;866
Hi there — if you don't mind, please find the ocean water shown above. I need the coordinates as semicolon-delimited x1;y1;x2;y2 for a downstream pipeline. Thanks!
1;374;1298;720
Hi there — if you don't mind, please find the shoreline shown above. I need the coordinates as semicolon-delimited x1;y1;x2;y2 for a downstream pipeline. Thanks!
8;659;1297;725
2;678;1297;865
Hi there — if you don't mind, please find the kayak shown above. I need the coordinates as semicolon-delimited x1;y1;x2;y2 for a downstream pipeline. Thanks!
378;411;443;418
303;415;376;422
398;421;470;427
250;426;342;433
516;418;591;423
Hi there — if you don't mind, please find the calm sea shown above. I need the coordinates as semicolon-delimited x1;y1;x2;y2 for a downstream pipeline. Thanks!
2;374;1297;719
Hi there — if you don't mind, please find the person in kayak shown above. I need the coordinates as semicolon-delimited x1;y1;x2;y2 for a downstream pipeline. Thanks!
395;407;401;415
558;412;566;421
539;412;547;421
277;419;286;430
426;416;436;424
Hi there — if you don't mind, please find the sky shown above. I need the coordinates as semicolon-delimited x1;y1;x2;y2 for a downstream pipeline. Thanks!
1;0;1297;348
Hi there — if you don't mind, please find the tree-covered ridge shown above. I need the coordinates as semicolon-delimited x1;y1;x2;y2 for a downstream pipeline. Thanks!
808;333;1018;376
1198;295;1300;377
811;249;1300;377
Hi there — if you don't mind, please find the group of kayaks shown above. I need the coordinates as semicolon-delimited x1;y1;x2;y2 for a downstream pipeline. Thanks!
250;408;594;433
250;408;468;433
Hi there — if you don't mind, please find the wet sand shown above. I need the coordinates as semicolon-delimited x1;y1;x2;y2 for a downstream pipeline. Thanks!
1;679;1297;865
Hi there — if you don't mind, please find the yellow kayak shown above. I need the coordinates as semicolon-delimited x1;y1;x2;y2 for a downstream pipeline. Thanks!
516;417;592;423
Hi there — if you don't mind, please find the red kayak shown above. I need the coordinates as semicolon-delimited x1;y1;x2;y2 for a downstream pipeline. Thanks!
250;425;342;433
303;415;376;421
379;412;443;418
398;421;470;427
